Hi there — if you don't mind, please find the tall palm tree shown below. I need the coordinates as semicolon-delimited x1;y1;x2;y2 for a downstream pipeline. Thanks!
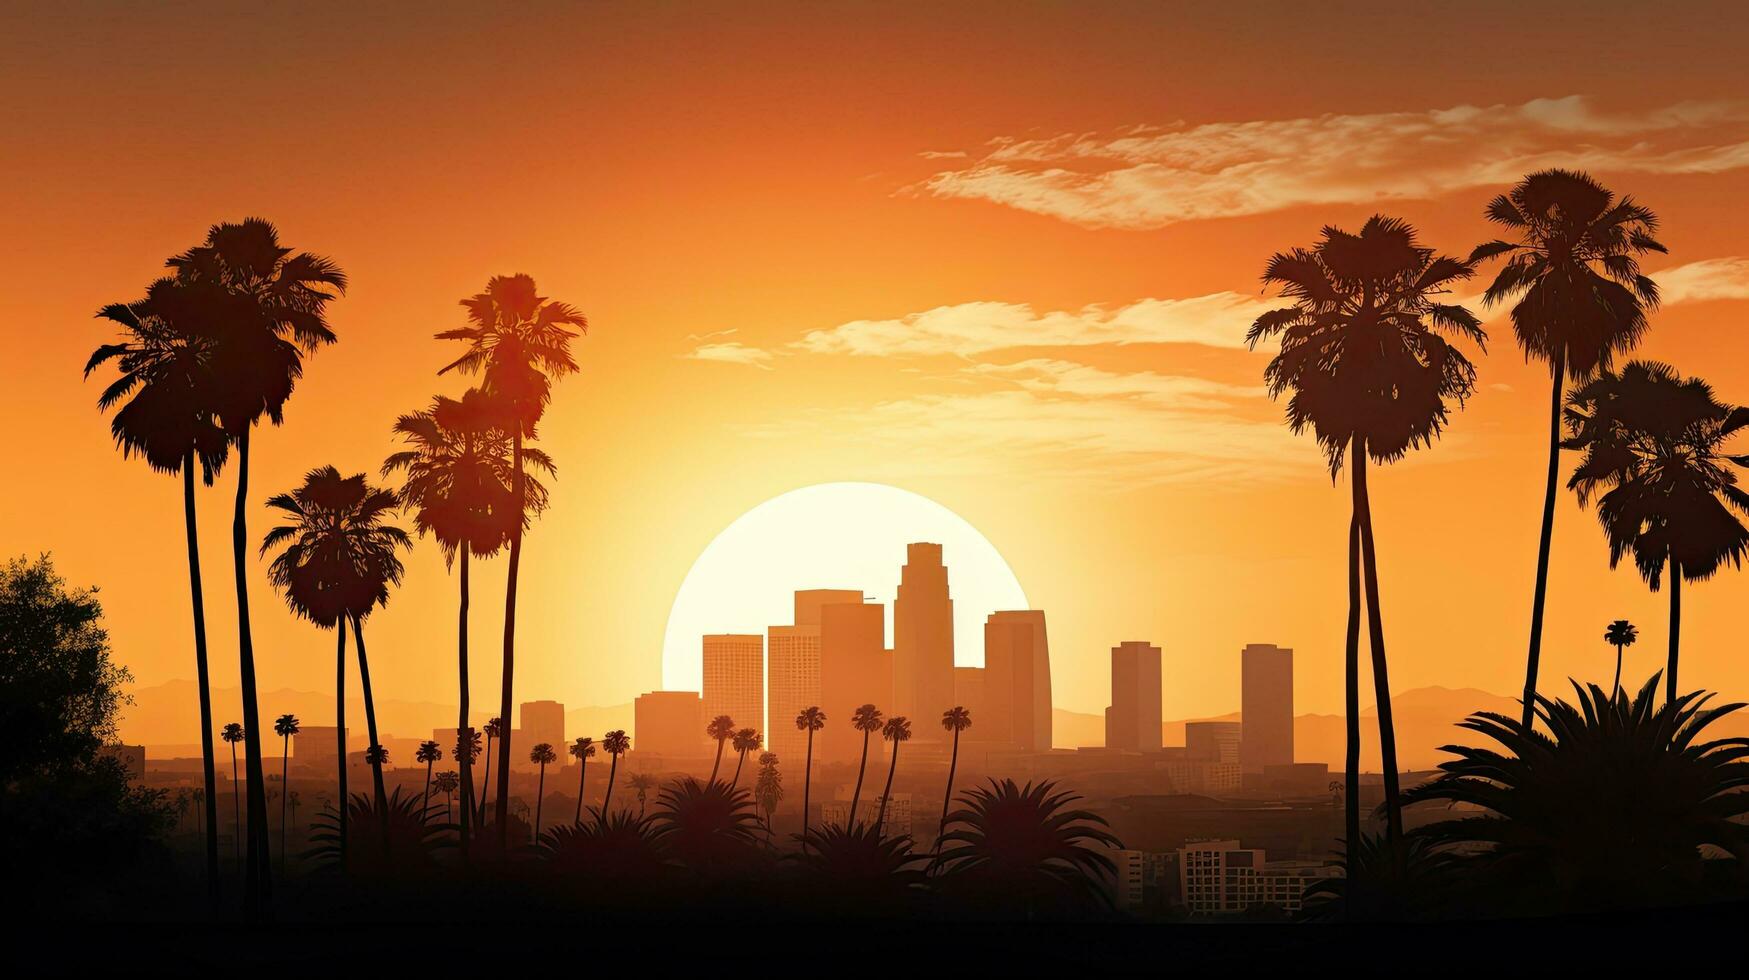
273;713;299;874
416;740;443;821
795;706;826;853
481;716;504;824
437;274;586;847
848;703;885;830
170;219;346;911
1565;361;1749;700
384;387;529;849
1248;215;1484;850
1603;620;1638;697
874;716;911;835
262;466;412;850
599;730;631;819
569;736;596;823
1469;171;1664;729
86;275;230;899
221;722;246;866
730;727;760;789
529;742;557;837
937;706;972;850
706;714;736;784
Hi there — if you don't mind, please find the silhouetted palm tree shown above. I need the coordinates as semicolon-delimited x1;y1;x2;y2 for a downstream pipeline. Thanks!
874;716;911;835
628;772;656;819
1603;620;1638;697
416;740;443;821
1248;215;1484;850
171;218;346;911
848;704;884;830
754;751;782;843
262;466;412;851
529;742;557;837
481;716;504;824
86;276;230;898
795;706;826;853
649;777;763;871
364;744;390;767
437;274;586;847
273;713;299;874
706;714;736;785
453;726;482;831
1469;171;1664;729
933;779;1122;918
569;736;596;824
1566;361;1749;700
306;788;455;879
221;722;245;866
384;387;532;848
600;730;630;819
795;822;929;911
535;810;664;883
730;727;760;789
937;706;972;850
433;770;460;823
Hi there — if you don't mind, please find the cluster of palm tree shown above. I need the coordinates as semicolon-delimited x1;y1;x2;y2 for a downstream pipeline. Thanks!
1247;170;1748;889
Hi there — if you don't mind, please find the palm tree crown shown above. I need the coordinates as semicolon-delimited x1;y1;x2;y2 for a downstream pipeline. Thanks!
796;706;826;732
261;466;413;627
570;736;596;763
416;740;442;765
382;388;541;562
852;704;885;735
1604;619;1638;650
941;705;972;735
436;274;587;434
273;714;300;739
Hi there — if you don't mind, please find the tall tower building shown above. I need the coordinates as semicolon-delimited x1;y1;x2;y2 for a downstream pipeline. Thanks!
1240;643;1294;771
520;700;566;759
1104;641;1162;752
894;542;954;740
820;599;889;764
703;634;765;746
634;691;706;761
984;610;1052;752
794;589;865;628
766;623;821;766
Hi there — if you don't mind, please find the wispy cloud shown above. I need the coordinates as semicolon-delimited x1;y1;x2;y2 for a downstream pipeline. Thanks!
914;96;1749;229
1657;256;1749;304
685;342;776;369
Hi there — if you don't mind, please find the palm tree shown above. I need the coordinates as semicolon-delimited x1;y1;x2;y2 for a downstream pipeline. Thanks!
599;730;630;819
365;744;390;767
481;716;504;824
437;274;586;847
628;772;656;819
286;790;300;855
848;703;885;830
86;276;230;899
753;752;783;843
874;716;911;835
937;706;972;850
933;779;1123;916
453;726;482;832
170;219;346;911
795;706;826;853
221;722;246;866
416;740;443;821
1566;361;1749;700
1247;215;1484;851
569;736;596;824
1603;620;1638;697
273;713;299;874
529;742;557;837
729;727;760;789
705;714;736;784
433;770;460;822
262;466;412;851
1469;171;1665;729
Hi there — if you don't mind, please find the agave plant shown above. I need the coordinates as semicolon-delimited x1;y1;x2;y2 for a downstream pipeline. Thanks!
1300;832;1462;922
794;822;929;911
534;810;666;883
648;777;764;872
933;778;1122;917
304;788;453;877
1402;676;1749;913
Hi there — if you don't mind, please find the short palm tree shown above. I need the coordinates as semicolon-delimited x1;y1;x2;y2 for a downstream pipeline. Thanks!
481;716;504;823
753;752;783;843
599;730;631;819
529;742;558;838
1248;215;1484;850
569;736;596;823
730;727;760;789
437;273;586;847
649;777;763;871
1603;620;1638;697
433;770;460;822
453;726;482;828
1565;361;1749;700
273;713;299;873
627;772;656;819
221;722;246;865
874;716;911;835
706;714;736;784
795;822;929;912
937;706;972;850
416;740;443;821
933;778;1123;917
1469;171;1664;729
795;706;826;852
847;704;884;829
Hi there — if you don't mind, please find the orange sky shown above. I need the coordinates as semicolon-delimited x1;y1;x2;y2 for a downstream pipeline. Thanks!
5;2;1748;744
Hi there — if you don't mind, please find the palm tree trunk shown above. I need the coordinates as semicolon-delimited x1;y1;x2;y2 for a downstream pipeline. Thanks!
574;756;587;824
423;759;433;822
230;742;241;867
335;624;348;865
350;615;390;854
849;730;871;830
230;427;273;912
280;735;290;878
534;763;546;837
937;727;961;852
1667;561;1682;702
457;547;472;850
874;739;900;835
801;728;814;854
732;748;747;789
480;732;492;826
495;429;526;848
1343;507;1362;877
1520;354;1566;731
181;456;222;901
602;754;620;818
1613;644;1623;698
710;739;725;784
1353;439;1404;847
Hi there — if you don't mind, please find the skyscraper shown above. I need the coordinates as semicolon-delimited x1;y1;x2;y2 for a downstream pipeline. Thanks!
1105;641;1162;751
520;700;565;760
1240;643;1294;771
767;623;821;766
1185;721;1242;764
634;691;706;761
984;610;1052;752
953;665;993;741
894;542;954;740
794;588;864;628
703;634;765;745
820;598;888;764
